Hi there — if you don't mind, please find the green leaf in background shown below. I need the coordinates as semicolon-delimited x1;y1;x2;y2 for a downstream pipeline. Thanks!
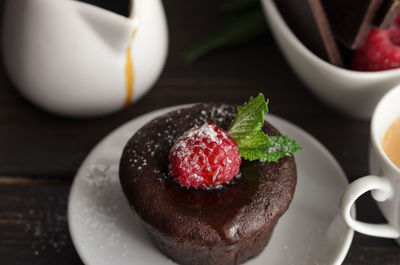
181;6;268;62
228;93;269;143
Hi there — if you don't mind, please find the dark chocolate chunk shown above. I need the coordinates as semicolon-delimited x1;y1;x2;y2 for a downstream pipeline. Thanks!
375;0;400;28
321;0;384;49
276;0;343;67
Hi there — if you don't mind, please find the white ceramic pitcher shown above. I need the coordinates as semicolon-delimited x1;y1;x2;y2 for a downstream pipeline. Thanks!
2;0;168;117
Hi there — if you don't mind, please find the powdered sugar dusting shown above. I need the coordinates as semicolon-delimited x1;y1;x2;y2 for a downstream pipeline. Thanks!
126;104;237;177
68;104;245;263
171;122;228;159
76;160;126;246
124;104;239;189
71;157;150;261
169;122;241;189
21;197;69;257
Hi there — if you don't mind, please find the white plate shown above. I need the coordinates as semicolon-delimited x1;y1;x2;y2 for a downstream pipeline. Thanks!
68;105;355;265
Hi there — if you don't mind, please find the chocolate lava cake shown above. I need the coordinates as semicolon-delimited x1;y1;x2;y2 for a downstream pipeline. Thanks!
119;103;297;265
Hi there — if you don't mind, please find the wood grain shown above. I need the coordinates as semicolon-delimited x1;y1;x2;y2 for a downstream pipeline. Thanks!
0;181;398;265
0;181;82;265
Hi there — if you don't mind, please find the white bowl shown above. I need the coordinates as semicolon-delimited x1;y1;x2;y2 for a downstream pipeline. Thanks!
261;0;400;120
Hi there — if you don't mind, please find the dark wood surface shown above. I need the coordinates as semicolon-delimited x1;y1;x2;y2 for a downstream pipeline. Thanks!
0;0;399;264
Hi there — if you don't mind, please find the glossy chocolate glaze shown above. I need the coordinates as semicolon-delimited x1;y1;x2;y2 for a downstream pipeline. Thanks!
119;103;297;264
163;160;259;243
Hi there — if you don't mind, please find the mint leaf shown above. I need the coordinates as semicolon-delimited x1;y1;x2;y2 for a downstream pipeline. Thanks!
268;136;303;156
238;130;271;147
228;93;268;142
238;136;302;162
228;93;302;162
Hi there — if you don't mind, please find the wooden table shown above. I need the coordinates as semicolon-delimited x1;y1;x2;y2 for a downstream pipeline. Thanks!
0;0;399;264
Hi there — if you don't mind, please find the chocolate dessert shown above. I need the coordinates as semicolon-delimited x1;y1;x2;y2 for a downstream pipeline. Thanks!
119;103;297;265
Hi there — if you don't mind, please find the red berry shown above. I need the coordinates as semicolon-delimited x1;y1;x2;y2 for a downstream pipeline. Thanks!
169;121;241;189
352;17;400;71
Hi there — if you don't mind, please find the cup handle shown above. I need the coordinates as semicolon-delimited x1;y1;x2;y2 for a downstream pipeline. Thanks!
339;175;399;238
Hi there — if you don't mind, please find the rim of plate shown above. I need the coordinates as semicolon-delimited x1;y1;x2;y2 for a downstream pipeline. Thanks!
67;104;355;265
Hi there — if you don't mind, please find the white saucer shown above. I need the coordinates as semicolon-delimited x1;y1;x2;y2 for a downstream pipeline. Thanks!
68;105;355;265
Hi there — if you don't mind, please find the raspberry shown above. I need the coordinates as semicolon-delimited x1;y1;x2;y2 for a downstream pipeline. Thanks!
169;121;241;189
352;16;400;71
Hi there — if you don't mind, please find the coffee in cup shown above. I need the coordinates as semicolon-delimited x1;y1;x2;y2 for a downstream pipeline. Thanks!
382;117;400;169
340;85;400;242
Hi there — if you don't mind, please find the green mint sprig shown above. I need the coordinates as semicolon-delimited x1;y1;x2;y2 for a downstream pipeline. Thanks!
228;93;269;142
228;94;302;162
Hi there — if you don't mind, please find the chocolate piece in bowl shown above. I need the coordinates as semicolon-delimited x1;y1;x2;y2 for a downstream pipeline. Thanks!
321;0;400;49
276;0;400;69
276;0;343;67
374;0;400;28
119;102;298;265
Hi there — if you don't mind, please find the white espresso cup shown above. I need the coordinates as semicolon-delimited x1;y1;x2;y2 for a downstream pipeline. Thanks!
340;85;400;242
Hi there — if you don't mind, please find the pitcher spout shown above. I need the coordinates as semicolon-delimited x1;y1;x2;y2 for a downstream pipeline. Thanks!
76;0;140;53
